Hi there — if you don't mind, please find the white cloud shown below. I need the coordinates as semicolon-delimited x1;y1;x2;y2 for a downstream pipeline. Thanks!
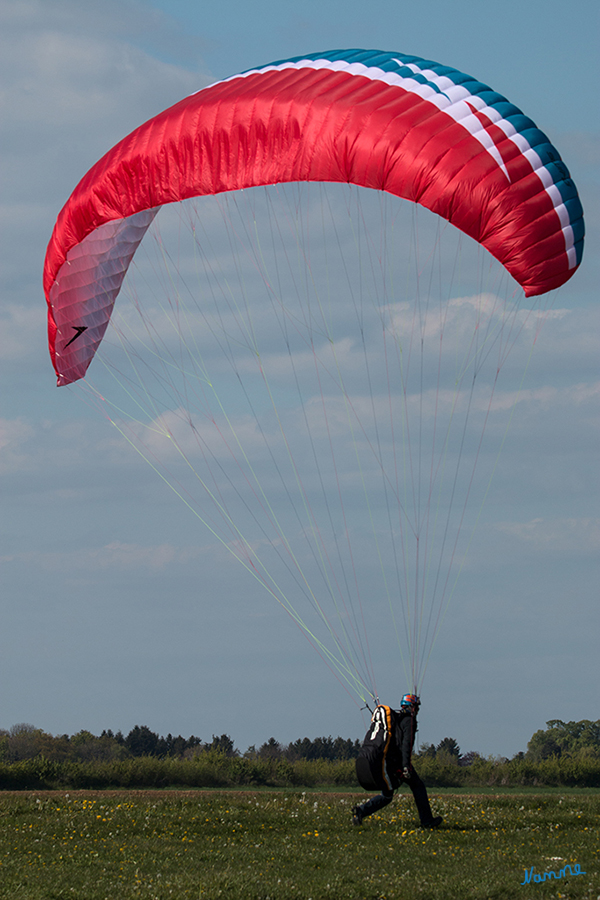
495;517;600;556
0;540;211;572
0;417;34;473
0;414;132;478
136;407;277;462
2;29;200;135
0;0;208;65
0;0;212;387
485;380;600;413
0;304;45;362
0;8;206;194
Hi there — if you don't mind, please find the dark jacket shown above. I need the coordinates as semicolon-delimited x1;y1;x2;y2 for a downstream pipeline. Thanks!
355;705;417;792
396;707;417;770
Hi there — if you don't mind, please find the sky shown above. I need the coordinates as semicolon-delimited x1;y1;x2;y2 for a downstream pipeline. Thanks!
1;0;598;759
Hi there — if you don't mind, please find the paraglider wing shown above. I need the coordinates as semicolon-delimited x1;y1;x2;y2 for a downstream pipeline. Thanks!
44;48;583;386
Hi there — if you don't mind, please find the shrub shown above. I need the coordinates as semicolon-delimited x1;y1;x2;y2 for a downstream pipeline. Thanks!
0;750;599;791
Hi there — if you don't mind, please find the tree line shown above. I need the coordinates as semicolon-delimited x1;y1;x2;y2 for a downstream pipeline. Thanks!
1;719;599;765
0;725;362;764
0;719;598;791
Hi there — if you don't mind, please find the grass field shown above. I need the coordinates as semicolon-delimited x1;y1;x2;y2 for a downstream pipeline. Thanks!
0;789;597;899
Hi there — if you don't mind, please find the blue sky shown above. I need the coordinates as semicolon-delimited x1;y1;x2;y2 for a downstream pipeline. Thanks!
1;0;598;757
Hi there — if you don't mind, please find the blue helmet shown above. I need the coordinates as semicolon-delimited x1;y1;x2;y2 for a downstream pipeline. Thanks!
401;693;420;712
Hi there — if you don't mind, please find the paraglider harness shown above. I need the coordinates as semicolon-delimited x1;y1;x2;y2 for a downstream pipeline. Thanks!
355;704;415;792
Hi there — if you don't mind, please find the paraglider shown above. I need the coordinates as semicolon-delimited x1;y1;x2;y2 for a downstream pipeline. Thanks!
353;694;443;828
44;49;584;708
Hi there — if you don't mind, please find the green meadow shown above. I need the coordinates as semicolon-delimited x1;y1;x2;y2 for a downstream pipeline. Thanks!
0;790;598;899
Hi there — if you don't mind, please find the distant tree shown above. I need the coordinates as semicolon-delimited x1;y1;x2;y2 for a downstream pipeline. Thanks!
125;726;159;757
186;735;202;753
459;751;483;767
6;725;56;761
331;737;361;760
155;733;202;757
157;734;180;757
258;738;282;759
436;737;461;757
527;720;600;761
71;730;96;747
285;736;361;761
434;737;461;765
416;742;437;759
286;738;313;760
309;737;334;760
547;719;600;755
9;723;37;737
101;730;126;746
527;730;562;761
71;730;125;762
207;734;237;757
100;729;126;747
